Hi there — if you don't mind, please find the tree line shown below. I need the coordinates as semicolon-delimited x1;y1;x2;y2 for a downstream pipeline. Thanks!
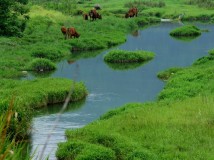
0;0;29;37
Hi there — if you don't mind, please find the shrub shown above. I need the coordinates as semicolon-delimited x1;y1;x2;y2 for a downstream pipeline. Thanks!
170;25;201;37
27;58;56;71
104;50;155;63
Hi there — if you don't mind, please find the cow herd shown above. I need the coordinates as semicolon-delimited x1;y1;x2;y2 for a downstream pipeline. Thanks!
83;9;102;21
61;7;138;39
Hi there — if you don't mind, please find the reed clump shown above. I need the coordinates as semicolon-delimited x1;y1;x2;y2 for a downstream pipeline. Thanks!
27;58;56;72
104;50;155;63
170;25;201;37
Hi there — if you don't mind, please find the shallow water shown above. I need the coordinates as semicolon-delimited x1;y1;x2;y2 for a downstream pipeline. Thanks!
29;23;214;159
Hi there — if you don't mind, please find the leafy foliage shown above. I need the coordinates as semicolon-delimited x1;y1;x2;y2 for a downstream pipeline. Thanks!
0;0;29;36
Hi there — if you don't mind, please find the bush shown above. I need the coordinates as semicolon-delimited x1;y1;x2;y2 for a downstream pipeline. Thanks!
27;58;56;71
0;0;29;37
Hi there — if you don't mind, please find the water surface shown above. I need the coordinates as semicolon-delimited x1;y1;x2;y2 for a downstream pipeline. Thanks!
30;23;214;159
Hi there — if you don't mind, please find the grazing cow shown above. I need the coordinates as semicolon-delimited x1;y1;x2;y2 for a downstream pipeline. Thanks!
125;7;138;18
67;27;80;38
89;9;102;21
61;26;68;39
83;13;89;20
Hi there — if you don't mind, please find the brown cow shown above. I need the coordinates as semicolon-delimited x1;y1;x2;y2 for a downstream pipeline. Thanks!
83;13;89;20
89;9;102;21
61;26;68;39
67;27;80;38
125;7;138;18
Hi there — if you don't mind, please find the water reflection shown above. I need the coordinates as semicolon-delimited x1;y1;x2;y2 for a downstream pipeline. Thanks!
34;99;86;116
28;70;55;78
105;61;147;70
131;30;140;37
170;35;201;42
68;49;104;61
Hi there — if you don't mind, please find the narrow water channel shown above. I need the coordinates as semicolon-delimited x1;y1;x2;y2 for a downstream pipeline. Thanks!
29;23;214;159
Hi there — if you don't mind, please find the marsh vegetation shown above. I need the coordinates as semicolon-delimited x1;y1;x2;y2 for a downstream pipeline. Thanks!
1;0;214;159
104;50;155;63
170;25;201;37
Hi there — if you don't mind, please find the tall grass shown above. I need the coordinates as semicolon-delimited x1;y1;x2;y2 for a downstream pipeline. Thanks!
27;58;57;71
186;0;214;9
124;0;165;10
0;99;31;160
59;95;214;160
0;78;88;139
29;0;78;15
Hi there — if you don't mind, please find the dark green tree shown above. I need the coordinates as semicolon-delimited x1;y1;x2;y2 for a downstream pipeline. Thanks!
0;0;29;37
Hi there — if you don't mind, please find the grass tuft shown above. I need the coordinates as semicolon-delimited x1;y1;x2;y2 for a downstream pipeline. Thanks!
170;25;201;37
104;50;155;63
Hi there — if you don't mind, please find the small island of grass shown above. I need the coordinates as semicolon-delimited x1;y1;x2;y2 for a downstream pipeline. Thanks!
104;50;155;63
170;25;201;37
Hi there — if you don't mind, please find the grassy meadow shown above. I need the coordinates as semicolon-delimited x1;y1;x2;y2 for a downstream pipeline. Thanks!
1;0;214;159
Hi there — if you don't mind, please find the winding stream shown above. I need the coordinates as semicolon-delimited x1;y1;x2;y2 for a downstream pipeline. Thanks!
29;23;214;159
